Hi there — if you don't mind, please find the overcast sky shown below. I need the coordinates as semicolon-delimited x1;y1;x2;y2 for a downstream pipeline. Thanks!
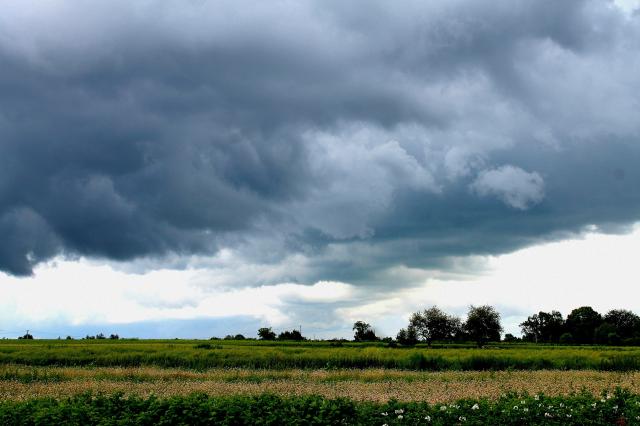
1;0;640;339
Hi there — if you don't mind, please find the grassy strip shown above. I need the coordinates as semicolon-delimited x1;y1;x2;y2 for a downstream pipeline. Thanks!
2;340;640;371
1;390;640;425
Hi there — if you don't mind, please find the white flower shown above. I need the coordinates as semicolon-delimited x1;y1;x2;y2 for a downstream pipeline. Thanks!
566;414;572;418
395;409;404;414
521;400;526;405
397;415;403;419
592;403;597;408
545;412;553;418
613;405;618;411
534;395;540;401
523;407;529;412
601;398;606;403
424;415;431;422
559;403;564;408
383;424;388;426
513;406;519;410
471;404;479;410
440;406;447;411
381;412;388;416
459;416;467;422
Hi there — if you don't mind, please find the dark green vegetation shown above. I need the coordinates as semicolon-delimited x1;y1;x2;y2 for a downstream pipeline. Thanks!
2;389;640;425
3;339;640;371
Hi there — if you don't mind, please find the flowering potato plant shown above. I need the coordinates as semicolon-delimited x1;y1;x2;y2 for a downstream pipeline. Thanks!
1;388;639;425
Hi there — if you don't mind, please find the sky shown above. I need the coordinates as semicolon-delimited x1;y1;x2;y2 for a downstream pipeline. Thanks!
1;0;640;339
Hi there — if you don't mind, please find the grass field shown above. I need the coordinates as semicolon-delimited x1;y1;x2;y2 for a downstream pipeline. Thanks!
3;340;640;424
3;339;640;371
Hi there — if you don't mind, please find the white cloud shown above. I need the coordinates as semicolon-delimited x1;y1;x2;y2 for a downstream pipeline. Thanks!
3;224;640;339
470;165;545;210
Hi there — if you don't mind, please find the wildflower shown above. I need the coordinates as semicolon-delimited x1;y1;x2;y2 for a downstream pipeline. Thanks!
607;394;612;400
523;407;529;412
559;403;564;408
440;406;447;411
383;424;388;426
424;415;431;422
534;395;540;401
471;404;479;410
397;415;403;419
601;398;606;403
566;414;572;418
613;405;618;411
592;403;597;408
459;416;467;422
513;406;519;410
395;409;404;415
521;400;526;405
544;413;553;418
381;412;388;417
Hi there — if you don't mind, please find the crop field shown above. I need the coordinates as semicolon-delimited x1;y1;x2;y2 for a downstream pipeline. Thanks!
2;340;640;424
3;339;640;371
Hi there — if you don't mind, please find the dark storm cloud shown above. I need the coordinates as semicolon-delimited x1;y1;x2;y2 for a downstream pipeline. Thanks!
1;0;639;280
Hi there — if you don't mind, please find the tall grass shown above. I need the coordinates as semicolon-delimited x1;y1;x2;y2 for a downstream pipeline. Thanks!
1;340;640;371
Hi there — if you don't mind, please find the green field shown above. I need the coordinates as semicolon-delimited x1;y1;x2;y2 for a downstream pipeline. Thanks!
3;340;640;424
2;339;640;371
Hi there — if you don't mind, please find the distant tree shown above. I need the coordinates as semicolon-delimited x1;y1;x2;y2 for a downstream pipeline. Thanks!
257;327;276;340
65;336;73;340
604;309;640;340
18;332;33;340
96;333;106;340
409;306;462;346
234;334;246;340
503;333;520;343
278;329;305;341
464;305;503;348
594;323;618;345
396;325;419;346
520;311;565;343
559;332;573;344
352;321;378;342
566;306;602;344
109;334;119;340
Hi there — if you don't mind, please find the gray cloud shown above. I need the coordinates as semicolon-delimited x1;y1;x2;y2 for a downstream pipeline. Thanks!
1;0;639;283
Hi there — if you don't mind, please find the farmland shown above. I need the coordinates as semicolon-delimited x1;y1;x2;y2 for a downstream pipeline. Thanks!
2;339;640;424
3;339;640;371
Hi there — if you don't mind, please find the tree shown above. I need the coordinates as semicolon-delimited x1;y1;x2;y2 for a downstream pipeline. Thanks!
408;306;461;346
464;305;502;347
604;309;640;340
566;306;602;344
257;327;276;340
396;325;418;345
352;321;378;342
520;311;565;343
278;329;305;341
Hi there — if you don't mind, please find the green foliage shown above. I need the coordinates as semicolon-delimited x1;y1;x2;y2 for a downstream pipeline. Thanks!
278;330;304;341
258;327;276;340
353;321;378;342
566;306;602;344
465;305;503;347
1;389;640;425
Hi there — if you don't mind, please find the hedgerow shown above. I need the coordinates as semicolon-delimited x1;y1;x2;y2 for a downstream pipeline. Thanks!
1;389;640;425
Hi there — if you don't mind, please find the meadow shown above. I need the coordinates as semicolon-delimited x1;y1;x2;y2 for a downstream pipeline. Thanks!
2;339;640;371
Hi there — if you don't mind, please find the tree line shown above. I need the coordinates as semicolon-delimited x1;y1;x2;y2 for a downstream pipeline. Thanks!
251;305;640;347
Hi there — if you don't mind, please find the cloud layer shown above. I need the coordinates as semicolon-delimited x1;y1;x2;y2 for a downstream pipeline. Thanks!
1;0;639;285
